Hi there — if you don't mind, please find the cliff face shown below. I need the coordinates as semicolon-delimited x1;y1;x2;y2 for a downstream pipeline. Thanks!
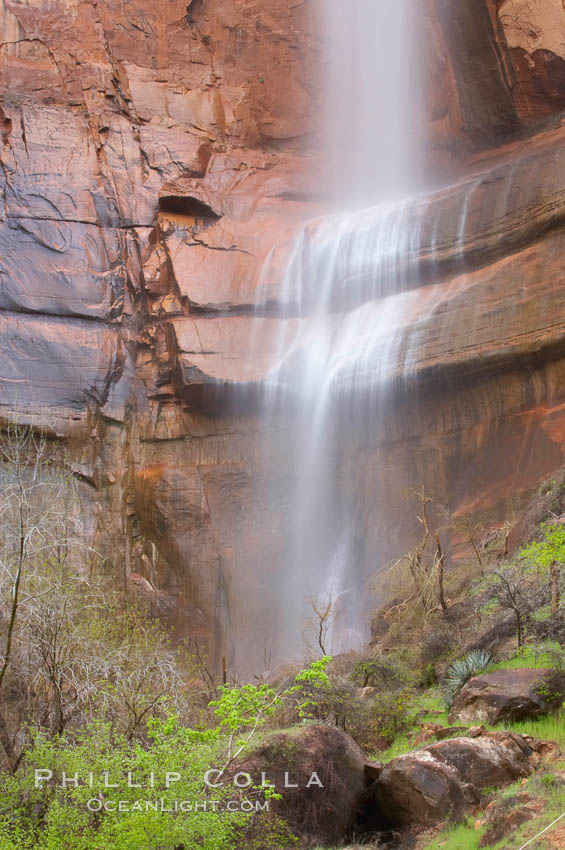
2;0;565;665
1;0;322;657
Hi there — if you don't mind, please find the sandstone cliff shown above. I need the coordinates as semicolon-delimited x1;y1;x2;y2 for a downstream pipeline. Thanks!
1;0;565;668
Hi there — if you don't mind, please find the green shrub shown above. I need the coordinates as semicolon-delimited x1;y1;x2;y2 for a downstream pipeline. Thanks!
418;663;439;688
491;641;565;673
0;719;249;850
363;689;415;748
351;653;412;690
519;522;565;569
0;658;331;849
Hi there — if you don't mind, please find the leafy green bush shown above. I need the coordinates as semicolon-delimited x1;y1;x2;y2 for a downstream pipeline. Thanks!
0;658;332;849
519;522;565;568
0;719;249;850
530;640;565;674
442;650;495;708
361;689;416;749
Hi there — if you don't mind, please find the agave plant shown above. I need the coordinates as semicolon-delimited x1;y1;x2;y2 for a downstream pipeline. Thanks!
443;649;495;708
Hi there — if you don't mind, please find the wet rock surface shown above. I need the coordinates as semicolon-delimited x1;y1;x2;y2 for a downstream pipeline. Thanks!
2;0;565;662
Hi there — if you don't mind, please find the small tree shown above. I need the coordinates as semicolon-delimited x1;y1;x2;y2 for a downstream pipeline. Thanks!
98;609;188;740
303;593;334;656
489;565;531;648
22;555;105;737
451;518;485;574
520;522;565;615
210;656;331;778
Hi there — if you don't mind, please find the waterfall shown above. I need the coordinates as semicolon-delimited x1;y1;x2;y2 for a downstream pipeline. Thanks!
322;0;422;205
247;0;431;665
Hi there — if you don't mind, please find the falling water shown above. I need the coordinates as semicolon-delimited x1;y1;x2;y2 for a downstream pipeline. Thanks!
322;0;422;204
247;0;431;664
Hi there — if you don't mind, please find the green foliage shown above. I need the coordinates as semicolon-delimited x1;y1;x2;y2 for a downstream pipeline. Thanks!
211;682;282;734
443;650;495;708
323;683;416;752
0;719;249;850
267;652;416;752
294;656;331;689
210;656;331;745
363;689;415;748
293;656;332;718
519;522;565;571
479;597;500;618
421;818;485;850
418;663;438;688
492;706;564;748
0;426;200;765
243;811;298;850
375;689;449;762
422;761;565;850
532;641;565;674
0;655;333;850
530;603;553;622
472;521;565;649
489;641;565;674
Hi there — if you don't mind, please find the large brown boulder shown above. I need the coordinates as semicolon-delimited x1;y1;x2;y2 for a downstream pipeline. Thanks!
233;725;368;847
449;669;565;725
375;731;534;825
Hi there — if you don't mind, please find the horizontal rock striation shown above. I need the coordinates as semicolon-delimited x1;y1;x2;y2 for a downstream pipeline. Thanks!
2;0;565;665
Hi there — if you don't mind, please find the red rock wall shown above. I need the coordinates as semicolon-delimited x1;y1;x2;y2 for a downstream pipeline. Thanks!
2;0;565;667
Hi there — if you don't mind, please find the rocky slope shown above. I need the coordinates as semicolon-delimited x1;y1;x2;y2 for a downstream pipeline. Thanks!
1;0;565;667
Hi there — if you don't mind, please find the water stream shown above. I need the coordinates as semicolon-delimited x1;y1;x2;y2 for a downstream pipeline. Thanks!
247;0;439;664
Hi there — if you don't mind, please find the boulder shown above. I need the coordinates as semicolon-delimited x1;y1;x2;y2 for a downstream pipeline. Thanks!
364;761;383;782
233;725;368;847
449;669;565;725
375;731;534;825
435;726;469;740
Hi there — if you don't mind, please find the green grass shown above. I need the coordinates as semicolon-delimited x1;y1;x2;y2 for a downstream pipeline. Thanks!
492;709;565;749
374;689;449;762
422;773;565;850
377;701;565;850
376;705;564;764
488;643;562;672
423;818;486;850
372;654;565;764
365;646;564;850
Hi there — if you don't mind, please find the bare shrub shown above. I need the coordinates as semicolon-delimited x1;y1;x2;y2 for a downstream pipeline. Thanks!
0;426;197;769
